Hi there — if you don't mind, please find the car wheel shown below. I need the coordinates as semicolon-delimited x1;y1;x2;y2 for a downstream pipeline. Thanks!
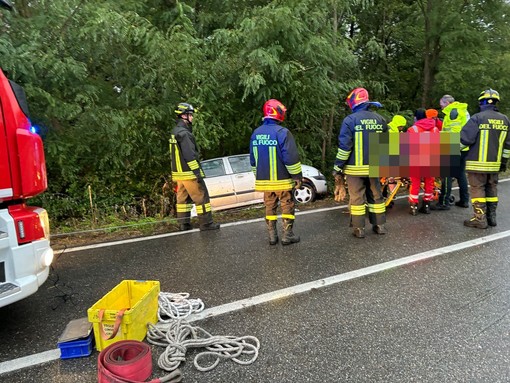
293;182;316;204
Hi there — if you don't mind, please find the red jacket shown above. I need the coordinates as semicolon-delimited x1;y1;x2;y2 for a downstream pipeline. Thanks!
434;118;443;131
407;118;440;133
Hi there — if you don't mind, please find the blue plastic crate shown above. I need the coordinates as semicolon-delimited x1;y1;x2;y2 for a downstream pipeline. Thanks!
58;333;94;359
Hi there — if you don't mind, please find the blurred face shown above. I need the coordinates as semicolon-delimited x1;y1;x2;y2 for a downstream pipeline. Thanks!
184;113;194;122
439;99;449;110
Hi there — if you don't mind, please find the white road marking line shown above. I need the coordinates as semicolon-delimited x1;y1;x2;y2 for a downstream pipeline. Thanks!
185;229;510;322
0;349;60;375
3;228;510;374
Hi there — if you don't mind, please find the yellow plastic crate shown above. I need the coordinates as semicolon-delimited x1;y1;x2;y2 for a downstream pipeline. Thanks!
87;280;160;351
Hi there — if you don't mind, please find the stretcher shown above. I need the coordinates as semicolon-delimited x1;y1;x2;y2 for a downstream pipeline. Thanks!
380;177;454;208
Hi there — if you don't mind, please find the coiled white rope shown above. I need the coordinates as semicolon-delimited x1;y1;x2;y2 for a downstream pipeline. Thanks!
146;320;260;372
157;292;205;321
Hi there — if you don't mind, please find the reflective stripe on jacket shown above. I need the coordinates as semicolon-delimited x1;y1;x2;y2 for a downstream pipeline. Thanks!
169;119;205;180
250;119;302;191
461;105;510;173
334;104;388;176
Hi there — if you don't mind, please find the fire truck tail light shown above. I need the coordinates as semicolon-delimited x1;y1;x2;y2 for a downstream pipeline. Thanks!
17;220;26;239
36;209;50;239
8;204;47;244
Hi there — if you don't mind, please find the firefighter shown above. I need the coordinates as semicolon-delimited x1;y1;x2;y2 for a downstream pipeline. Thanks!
168;102;220;231
407;108;440;216
250;99;302;246
461;89;510;228
333;88;388;238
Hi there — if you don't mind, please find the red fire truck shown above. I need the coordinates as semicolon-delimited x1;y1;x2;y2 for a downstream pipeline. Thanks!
1;0;54;307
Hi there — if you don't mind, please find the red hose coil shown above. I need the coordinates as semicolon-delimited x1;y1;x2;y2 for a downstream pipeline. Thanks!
98;340;181;383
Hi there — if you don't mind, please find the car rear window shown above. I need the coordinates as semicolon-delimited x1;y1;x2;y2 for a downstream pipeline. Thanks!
228;156;251;174
202;159;226;177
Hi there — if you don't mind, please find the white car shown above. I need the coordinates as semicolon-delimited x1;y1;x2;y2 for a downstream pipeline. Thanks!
200;154;327;211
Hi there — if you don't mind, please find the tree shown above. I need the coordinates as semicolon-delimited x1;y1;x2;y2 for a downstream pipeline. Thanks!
2;0;510;224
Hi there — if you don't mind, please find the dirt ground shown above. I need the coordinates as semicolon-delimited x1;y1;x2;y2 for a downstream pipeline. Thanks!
49;171;510;250
50;196;341;250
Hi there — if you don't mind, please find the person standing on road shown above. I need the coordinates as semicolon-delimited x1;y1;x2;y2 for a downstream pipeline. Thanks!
461;89;510;228
333;87;388;238
407;108;440;216
168;102;220;231
250;99;302;246
431;95;470;210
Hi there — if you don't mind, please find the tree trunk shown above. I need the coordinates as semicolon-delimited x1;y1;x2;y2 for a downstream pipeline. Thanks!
321;3;339;172
421;0;441;107
16;0;31;18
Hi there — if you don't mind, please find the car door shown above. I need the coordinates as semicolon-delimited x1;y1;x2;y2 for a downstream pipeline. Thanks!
227;154;262;203
201;158;236;209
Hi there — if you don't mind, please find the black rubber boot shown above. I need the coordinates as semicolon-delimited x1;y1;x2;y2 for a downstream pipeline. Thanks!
486;202;497;227
409;203;418;216
419;201;430;214
372;225;387;235
464;202;488;229
179;223;193;231
266;219;278;245
199;212;220;231
455;200;469;208
430;203;450;211
199;222;220;231
281;219;300;245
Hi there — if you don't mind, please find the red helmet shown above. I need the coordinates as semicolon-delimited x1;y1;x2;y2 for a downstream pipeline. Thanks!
263;99;287;121
346;87;369;110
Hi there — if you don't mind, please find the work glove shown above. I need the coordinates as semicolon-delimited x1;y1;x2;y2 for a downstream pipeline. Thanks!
333;172;347;202
500;158;508;173
294;178;302;189
162;179;176;193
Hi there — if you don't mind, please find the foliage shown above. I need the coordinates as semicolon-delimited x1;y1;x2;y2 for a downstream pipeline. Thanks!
2;0;510;227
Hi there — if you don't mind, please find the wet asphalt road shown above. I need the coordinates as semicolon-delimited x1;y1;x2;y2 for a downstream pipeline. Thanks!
1;181;510;382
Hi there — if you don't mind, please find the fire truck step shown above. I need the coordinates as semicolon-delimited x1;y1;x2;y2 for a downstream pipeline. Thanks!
0;282;21;299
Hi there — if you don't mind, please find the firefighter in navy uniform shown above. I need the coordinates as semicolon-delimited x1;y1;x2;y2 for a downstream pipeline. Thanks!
333;88;388;238
250;99;302;246
169;102;220;231
461;89;510;229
